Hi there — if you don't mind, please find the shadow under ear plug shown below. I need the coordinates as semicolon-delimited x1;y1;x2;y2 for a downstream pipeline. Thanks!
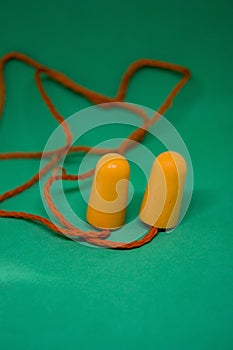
139;151;187;230
86;153;130;230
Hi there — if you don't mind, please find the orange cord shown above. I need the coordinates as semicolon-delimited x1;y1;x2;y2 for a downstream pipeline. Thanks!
0;52;191;249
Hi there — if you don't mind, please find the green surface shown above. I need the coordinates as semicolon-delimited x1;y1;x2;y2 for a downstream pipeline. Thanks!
0;0;233;349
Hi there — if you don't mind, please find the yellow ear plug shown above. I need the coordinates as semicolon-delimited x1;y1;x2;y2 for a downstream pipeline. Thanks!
86;153;130;230
139;151;187;229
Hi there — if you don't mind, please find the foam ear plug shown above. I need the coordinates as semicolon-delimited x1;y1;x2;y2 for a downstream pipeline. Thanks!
139;151;187;229
86;153;130;230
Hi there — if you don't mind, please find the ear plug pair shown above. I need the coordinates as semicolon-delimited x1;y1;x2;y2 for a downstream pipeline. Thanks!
86;151;186;230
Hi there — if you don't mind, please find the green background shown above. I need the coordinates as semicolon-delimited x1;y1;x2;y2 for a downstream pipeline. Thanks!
0;0;232;349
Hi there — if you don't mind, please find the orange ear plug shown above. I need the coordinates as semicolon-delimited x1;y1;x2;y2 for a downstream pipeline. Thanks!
86;153;130;230
139;151;187;229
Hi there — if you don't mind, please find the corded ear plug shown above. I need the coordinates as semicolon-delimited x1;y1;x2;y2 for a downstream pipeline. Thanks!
139;151;187;230
86;153;130;230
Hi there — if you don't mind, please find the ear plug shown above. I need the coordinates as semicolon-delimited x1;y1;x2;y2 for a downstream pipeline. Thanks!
86;153;130;230
139;151;187;229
